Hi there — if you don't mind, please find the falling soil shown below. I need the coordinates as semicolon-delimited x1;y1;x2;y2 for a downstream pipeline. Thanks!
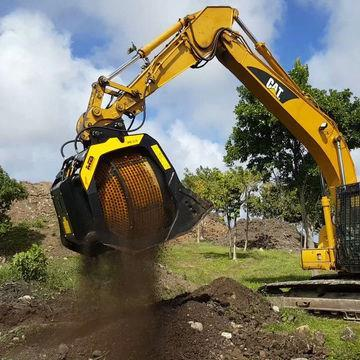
1;255;326;360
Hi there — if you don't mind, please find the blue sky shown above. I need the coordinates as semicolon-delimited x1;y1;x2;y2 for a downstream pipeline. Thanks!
274;1;328;69
0;0;359;181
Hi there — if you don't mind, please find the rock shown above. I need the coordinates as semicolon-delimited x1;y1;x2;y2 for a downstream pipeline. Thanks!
12;336;20;342
58;343;69;359
230;321;242;329
341;327;357;342
296;325;310;335
291;358;308;360
287;314;296;322
315;331;326;346
92;350;103;358
221;332;232;340
18;295;32;303
272;305;280;312
259;350;266;358
188;321;203;332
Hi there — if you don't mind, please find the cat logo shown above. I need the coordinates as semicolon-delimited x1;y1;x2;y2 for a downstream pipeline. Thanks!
248;66;298;104
85;156;94;170
266;78;284;100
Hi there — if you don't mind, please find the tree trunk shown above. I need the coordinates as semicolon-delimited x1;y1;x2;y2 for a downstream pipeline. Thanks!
232;235;237;260
244;189;249;251
227;215;232;259
232;218;237;260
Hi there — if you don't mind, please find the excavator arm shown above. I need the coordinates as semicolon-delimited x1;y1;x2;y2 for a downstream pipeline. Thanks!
52;6;359;273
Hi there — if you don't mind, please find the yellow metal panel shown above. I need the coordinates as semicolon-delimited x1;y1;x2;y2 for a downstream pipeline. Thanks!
188;7;236;48
151;144;171;170
301;249;335;270
62;217;72;235
80;134;144;190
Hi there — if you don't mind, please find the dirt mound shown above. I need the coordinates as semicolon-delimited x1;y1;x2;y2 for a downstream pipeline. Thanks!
2;277;326;360
198;213;229;242
6;182;73;259
178;214;301;251
9;182;55;223
233;218;301;250
181;277;277;325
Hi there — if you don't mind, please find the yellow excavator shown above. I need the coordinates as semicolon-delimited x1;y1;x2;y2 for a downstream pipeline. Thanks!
51;7;360;316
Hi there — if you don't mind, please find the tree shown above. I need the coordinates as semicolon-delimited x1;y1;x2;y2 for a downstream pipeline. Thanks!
225;59;360;247
240;170;261;251
0;166;27;234
184;167;245;258
183;167;223;243
183;166;260;256
183;166;245;230
248;182;302;223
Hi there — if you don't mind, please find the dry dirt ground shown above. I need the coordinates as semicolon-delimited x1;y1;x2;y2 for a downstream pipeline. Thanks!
1;183;319;359
0;272;326;360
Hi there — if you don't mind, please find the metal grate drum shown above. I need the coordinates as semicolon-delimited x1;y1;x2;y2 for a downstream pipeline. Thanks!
94;149;173;250
336;182;360;273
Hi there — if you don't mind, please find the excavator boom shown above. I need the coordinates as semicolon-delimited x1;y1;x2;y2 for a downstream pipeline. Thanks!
52;6;359;275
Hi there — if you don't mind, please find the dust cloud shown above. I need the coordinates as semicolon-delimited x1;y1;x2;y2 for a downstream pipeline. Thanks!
76;248;163;359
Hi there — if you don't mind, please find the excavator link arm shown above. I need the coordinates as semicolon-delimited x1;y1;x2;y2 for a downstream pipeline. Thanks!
77;7;237;133
54;6;359;273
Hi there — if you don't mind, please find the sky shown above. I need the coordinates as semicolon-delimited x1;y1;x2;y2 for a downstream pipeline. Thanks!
0;0;359;182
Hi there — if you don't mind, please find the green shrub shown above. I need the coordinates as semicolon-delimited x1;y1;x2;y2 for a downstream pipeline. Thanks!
0;166;27;221
12;244;48;282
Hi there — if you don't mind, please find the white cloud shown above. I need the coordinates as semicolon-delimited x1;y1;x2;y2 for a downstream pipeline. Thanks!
144;119;225;176
0;10;107;180
304;1;360;176
307;1;360;94
0;1;285;181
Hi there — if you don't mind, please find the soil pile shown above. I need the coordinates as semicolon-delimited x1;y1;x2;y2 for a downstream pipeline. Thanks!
7;182;72;259
2;276;326;360
178;214;301;251
176;212;228;243
233;218;301;250
9;182;55;223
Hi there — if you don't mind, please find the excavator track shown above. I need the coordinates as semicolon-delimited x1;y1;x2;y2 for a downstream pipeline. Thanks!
259;278;360;320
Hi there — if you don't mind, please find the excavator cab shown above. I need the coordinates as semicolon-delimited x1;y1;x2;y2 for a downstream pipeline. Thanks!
51;130;211;255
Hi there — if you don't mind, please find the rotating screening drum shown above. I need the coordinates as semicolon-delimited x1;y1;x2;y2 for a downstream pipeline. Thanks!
51;134;211;255
95;150;174;250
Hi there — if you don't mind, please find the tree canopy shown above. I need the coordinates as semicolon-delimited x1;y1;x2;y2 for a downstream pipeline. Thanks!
225;59;360;244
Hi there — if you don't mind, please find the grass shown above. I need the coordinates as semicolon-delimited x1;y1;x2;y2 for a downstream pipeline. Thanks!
0;256;81;294
161;242;310;289
268;309;360;360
